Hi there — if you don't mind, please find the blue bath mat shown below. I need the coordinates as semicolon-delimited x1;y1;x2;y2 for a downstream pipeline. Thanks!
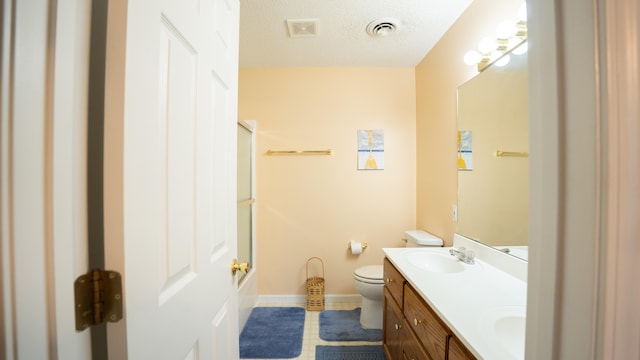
319;308;382;341
316;345;386;360
239;307;305;359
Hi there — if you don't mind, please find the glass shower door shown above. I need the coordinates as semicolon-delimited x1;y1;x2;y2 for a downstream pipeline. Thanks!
237;122;254;284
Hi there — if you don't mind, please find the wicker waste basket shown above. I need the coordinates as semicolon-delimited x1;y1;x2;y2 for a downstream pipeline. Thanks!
305;257;325;311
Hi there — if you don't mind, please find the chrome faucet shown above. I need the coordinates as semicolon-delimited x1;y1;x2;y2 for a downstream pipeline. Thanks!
449;247;476;264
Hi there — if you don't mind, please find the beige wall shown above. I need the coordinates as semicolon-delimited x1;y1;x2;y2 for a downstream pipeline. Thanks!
239;68;417;295
415;0;523;245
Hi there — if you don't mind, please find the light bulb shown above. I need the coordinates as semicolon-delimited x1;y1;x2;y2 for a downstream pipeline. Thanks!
518;3;527;22
464;50;482;65
478;37;497;53
496;20;516;39
495;55;511;67
512;41;528;55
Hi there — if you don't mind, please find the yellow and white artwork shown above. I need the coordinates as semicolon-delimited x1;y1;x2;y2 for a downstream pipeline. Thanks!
358;129;384;170
458;130;473;170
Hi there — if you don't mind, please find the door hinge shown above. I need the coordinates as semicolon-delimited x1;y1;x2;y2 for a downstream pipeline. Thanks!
74;269;123;331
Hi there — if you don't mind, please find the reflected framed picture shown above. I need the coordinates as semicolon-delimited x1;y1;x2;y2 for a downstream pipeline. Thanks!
458;130;473;171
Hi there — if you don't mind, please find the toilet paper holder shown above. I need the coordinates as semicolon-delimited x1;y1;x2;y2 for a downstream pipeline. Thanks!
347;241;368;251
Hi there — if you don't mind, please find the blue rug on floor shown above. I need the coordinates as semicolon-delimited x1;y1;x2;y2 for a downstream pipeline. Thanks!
239;307;305;359
319;308;382;341
316;345;386;360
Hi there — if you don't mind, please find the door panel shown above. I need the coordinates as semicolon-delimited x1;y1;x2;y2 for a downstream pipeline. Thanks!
104;0;240;358
158;17;198;300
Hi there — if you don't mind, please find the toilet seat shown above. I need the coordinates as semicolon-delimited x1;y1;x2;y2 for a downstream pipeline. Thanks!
353;265;384;285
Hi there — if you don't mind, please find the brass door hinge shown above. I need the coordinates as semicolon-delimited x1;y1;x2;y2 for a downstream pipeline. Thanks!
74;269;123;331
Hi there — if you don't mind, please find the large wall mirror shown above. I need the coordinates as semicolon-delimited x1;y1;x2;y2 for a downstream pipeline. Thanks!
456;42;529;260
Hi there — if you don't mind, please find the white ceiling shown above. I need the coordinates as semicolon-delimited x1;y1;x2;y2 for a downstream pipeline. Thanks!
239;0;474;68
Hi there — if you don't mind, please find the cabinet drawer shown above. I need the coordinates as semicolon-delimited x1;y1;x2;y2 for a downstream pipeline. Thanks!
384;258;404;307
404;284;448;360
448;335;477;360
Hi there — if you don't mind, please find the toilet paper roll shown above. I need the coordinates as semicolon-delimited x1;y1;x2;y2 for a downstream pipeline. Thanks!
350;241;363;255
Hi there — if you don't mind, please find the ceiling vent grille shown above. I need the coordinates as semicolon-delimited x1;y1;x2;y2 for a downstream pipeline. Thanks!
366;19;399;37
286;19;319;38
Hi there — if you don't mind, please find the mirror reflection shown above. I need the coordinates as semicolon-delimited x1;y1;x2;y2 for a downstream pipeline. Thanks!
456;43;529;260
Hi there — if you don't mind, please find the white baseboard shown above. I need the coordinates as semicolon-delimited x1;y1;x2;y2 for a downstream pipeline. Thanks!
256;294;362;305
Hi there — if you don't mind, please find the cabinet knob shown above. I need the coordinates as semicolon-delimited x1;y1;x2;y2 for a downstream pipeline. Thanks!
394;323;402;330
414;318;423;326
386;278;392;283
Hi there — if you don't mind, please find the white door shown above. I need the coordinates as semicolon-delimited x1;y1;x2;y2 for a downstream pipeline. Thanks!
103;0;240;359
1;0;92;359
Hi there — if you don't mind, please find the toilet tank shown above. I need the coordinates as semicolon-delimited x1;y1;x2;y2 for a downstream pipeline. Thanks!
404;230;443;247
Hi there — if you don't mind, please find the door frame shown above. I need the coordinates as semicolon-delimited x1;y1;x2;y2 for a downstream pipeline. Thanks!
599;0;640;357
526;0;640;358
1;0;93;359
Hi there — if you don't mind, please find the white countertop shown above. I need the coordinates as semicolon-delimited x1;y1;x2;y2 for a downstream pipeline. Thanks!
383;236;527;360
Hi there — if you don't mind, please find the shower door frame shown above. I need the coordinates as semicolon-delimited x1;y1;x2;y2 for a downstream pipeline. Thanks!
237;120;257;331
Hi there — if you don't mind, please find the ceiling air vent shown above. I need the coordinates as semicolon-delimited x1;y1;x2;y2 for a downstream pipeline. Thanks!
366;18;399;37
286;19;319;38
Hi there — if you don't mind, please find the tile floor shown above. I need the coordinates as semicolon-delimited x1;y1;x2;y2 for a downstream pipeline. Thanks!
242;301;383;360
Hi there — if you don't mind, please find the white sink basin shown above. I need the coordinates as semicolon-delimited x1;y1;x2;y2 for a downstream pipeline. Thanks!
479;306;526;358
406;251;467;273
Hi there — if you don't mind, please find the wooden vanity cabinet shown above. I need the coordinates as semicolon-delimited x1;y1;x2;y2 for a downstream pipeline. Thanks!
384;257;405;305
404;284;448;360
383;258;477;360
383;288;405;360
402;316;433;360
383;258;405;360
448;335;477;360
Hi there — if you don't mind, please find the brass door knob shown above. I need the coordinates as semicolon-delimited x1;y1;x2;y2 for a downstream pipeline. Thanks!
231;259;250;275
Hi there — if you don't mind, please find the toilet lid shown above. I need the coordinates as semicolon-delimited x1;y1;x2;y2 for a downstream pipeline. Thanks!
353;265;383;282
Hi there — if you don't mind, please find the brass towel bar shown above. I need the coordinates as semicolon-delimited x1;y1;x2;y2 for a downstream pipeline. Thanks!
237;198;255;207
266;149;332;156
495;150;529;157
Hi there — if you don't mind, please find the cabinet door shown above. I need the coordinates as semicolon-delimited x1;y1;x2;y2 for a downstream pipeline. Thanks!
448;335;477;360
384;288;404;360
384;258;405;306
404;284;448;360
402;318;433;360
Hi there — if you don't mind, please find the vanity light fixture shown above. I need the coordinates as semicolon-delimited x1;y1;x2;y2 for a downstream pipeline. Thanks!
464;3;528;71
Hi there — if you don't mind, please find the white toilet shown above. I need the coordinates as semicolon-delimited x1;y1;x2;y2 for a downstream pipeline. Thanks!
353;230;443;329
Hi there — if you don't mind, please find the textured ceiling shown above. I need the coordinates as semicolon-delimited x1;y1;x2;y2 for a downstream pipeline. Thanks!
239;0;474;68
